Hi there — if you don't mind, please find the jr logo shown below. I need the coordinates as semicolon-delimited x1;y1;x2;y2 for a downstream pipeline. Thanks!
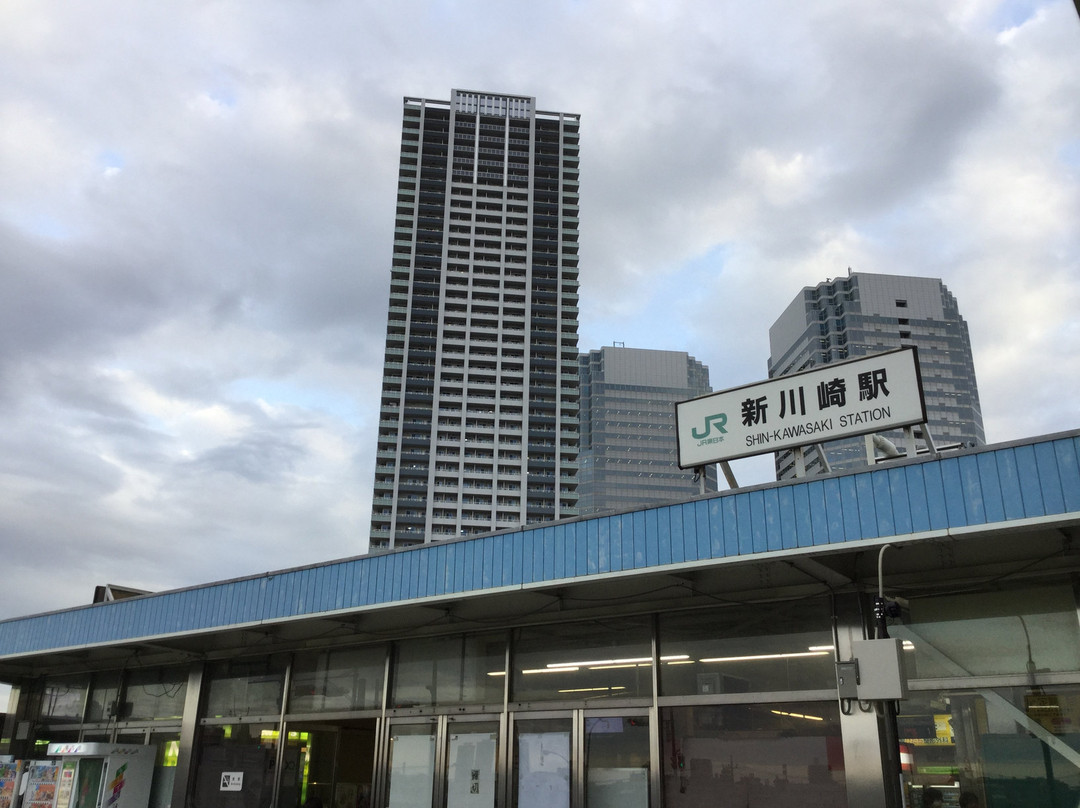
692;413;728;439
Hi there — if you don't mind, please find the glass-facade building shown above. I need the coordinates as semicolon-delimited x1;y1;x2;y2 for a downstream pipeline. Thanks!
578;346;717;515
370;91;581;549
768;272;984;478
2;431;1079;808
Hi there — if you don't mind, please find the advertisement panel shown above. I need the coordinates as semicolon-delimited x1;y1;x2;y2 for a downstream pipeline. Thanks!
676;347;926;467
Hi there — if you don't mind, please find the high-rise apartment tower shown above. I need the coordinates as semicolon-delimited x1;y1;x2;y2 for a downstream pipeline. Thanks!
768;271;984;478
578;346;717;516
370;91;580;550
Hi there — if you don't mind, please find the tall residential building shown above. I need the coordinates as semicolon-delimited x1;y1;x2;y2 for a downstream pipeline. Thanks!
578;346;717;516
370;91;581;550
768;271;984;478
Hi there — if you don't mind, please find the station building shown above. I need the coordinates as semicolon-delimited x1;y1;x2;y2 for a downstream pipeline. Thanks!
1;430;1079;808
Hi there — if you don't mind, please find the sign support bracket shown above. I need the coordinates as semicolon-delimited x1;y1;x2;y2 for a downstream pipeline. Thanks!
719;461;738;490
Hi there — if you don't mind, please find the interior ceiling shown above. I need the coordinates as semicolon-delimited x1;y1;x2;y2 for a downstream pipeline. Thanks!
2;521;1077;679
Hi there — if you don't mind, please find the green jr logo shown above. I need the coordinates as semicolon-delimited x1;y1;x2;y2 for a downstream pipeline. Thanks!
692;413;728;439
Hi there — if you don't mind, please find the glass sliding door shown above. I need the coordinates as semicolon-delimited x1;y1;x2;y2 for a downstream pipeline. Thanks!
584;714;650;808
445;720;499;808
514;716;572;808
386;722;437;808
660;702;846;807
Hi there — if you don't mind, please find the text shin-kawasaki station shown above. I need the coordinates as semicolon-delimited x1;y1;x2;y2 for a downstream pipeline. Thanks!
2;422;1080;806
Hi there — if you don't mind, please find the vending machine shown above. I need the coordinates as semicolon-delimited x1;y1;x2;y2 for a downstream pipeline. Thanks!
45;744;154;808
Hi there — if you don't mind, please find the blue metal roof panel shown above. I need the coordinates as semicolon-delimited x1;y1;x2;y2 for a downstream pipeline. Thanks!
2;432;1079;659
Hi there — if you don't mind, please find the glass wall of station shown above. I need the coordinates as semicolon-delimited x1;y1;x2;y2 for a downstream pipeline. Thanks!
17;579;1080;808
25;665;186;808
894;581;1080;808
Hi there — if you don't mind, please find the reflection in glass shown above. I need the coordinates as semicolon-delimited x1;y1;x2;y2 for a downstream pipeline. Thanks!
86;671;121;722
661;702;847;807
897;585;1080;679
900;685;1080;807
193;723;279;808
513;618;652;702
393;634;505;708
204;655;288;718
148;732;180;808
585;716;650;808
39;674;89;723
289;646;386;713
72;758;104;808
659;601;835;696
125;666;187;721
278;722;377;808
514;718;571;808
386;724;436;808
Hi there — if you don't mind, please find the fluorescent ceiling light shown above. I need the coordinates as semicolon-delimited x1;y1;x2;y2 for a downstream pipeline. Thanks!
699;651;830;663
547;657;651;668
557;686;626;694
588;663;648;670
770;709;824;722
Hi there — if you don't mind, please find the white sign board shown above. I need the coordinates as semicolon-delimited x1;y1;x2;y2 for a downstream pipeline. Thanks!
676;347;926;467
220;772;244;792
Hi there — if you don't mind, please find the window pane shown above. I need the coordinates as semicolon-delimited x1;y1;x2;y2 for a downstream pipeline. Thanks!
514;718;571;808
897;585;1080;679
86;671;121;722
204;656;287;718
661;702;847;807
386;724;436;808
39;674;89;723
512;618;652;702
148;732;181;808
900;684;1080;807
194;723;278;808
392;633;504;708
289;646;386;713
125;666;188;721
586;716;650;808
446;722;499;807
659;600;835;696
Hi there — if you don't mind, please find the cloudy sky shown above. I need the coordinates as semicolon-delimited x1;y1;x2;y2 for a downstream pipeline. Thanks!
1;0;1078;620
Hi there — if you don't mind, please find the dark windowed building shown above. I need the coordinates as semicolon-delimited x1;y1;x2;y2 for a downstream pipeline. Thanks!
578;346;717;515
370;91;581;549
768;271;984;478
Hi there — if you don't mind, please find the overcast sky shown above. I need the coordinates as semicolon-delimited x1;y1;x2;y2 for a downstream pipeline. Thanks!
1;0;1078;620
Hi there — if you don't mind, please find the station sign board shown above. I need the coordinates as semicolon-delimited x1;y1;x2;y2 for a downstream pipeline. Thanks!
676;347;926;467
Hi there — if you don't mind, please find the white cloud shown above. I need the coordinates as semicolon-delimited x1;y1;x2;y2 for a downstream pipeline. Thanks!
0;0;1077;617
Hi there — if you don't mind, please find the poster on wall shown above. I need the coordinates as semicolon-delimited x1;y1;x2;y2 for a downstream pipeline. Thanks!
445;733;497;808
0;761;20;808
22;761;60;808
516;732;570;808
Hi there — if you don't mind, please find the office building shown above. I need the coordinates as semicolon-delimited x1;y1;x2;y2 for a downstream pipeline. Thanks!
768;271;984;477
370;91;581;549
578;345;717;515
